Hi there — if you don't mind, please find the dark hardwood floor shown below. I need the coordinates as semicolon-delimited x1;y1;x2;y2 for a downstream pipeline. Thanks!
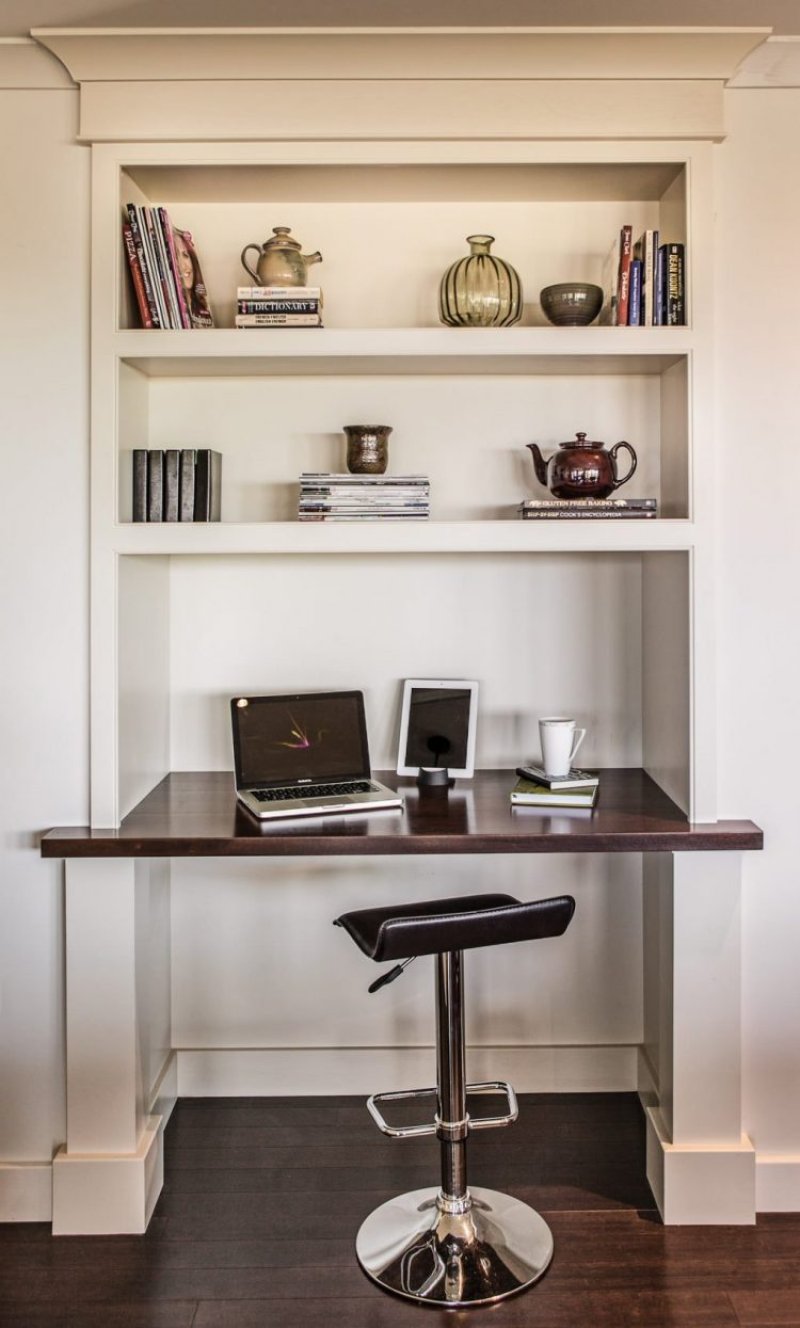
1;1093;799;1327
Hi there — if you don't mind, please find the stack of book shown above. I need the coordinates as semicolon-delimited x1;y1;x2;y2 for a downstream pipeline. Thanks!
235;286;323;328
511;765;600;809
298;473;430;521
601;224;685;327
122;203;214;329
517;498;657;520
133;448;222;522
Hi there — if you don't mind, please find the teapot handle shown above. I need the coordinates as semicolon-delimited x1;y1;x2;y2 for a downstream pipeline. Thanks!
609;440;638;490
240;244;262;283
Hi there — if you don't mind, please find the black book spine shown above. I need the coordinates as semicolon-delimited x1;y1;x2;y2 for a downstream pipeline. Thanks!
194;449;222;521
666;243;686;325
132;449;147;521
179;449;196;521
164;449;180;521
147;450;164;522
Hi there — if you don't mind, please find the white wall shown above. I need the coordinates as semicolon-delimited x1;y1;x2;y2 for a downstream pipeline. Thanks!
0;86;89;1217
716;88;800;1207
3;70;800;1218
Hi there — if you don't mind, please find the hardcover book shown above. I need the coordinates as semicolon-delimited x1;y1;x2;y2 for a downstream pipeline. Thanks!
628;258;643;326
146;450;164;522
664;242;686;325
194;449;222;521
132;449;148;521
179;449;196;521
164;449;180;522
515;764;599;790
510;777;599;809
616;225;633;326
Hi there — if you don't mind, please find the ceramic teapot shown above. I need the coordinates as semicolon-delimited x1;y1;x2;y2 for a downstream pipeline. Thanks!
240;226;322;288
528;431;638;500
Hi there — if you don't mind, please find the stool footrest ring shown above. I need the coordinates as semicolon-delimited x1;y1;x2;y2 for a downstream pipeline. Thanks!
367;1080;518;1138
465;1080;519;1130
367;1087;439;1138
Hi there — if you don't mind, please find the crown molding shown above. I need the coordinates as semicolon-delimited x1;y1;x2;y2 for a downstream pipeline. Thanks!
0;35;74;88
727;35;800;87
31;25;770;85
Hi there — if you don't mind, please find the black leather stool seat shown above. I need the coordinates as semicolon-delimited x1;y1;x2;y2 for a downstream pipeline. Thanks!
334;891;575;962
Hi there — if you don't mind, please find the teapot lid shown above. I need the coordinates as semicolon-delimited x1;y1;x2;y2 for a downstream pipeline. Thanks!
263;226;301;252
562;430;604;448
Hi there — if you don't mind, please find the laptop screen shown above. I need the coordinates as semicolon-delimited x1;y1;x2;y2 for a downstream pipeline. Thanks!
231;691;371;788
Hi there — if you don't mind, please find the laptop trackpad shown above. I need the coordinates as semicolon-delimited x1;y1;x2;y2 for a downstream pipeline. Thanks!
303;795;353;807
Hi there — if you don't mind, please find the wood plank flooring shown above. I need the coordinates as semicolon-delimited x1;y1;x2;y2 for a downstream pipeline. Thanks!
1;1093;799;1327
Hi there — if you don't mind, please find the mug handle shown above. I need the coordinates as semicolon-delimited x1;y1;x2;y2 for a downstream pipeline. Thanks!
240;244;262;282
609;440;637;490
569;728;586;764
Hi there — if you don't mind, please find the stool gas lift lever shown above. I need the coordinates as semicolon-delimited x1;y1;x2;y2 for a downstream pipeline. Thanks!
368;957;416;993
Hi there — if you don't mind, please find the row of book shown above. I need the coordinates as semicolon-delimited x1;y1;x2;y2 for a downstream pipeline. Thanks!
511;764;599;809
132;449;221;523
298;473;430;521
517;498;657;520
236;285;323;328
602;226;685;327
123;203;214;330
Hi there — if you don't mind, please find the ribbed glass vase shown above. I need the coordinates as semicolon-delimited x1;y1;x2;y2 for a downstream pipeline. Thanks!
439;234;523;327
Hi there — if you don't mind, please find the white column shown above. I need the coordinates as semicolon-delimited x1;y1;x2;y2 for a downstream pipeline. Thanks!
645;850;755;1224
52;858;164;1235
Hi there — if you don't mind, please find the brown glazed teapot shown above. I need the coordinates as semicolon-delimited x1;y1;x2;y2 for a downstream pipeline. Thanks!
528;432;638;500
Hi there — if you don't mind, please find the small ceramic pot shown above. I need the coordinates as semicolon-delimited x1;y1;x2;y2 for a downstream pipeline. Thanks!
344;424;392;475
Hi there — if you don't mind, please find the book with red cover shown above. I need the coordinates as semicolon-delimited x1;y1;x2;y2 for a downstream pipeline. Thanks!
616;225;633;326
122;223;153;328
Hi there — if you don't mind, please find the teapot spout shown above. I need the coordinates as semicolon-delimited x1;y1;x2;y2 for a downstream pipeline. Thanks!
302;251;323;268
527;443;548;488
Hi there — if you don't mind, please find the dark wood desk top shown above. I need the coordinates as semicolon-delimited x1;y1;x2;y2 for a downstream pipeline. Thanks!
41;769;763;858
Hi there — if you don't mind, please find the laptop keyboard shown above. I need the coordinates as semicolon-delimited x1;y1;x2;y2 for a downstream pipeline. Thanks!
253;781;375;802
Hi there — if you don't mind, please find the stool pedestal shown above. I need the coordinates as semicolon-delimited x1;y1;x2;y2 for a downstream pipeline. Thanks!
355;951;554;1307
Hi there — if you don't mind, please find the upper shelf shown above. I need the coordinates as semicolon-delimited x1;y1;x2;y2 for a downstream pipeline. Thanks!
114;327;694;378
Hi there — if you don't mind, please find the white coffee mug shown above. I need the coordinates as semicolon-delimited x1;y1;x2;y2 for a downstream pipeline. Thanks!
539;717;586;779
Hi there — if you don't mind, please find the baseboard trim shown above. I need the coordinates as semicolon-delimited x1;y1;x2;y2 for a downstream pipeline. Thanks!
0;1162;53;1222
176;1044;639;1097
756;1154;800;1212
51;1114;163;1235
646;1105;756;1225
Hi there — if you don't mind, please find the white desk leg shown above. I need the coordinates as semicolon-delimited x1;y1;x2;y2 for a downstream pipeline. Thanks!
644;850;755;1224
52;858;164;1235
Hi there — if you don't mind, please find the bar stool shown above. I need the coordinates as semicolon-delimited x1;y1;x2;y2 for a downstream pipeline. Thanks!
334;890;575;1308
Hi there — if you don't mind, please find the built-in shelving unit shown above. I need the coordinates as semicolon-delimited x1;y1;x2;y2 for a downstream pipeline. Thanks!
86;134;716;828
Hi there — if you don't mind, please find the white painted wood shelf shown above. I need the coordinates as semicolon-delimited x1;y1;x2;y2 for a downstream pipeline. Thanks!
116;326;694;378
111;518;697;557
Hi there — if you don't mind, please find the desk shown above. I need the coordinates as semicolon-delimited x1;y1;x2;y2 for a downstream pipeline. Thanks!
42;769;762;1234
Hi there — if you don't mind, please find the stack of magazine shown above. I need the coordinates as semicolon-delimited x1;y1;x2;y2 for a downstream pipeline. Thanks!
518;498;657;520
511;765;600;808
122;203;214;330
298;474;430;521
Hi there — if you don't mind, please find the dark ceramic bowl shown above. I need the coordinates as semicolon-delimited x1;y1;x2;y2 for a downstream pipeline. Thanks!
540;282;604;327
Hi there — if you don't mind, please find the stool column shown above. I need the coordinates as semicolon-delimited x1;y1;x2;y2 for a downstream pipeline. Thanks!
435;950;468;1205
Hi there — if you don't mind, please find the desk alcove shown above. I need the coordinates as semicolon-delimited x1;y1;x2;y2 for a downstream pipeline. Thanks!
42;767;761;1236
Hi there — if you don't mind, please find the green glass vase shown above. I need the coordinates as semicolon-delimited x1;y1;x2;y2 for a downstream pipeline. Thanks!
439;234;523;327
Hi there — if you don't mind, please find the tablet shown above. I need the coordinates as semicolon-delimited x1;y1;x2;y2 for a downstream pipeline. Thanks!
396;679;479;778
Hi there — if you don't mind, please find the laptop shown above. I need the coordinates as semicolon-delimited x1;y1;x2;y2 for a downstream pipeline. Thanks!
231;690;404;821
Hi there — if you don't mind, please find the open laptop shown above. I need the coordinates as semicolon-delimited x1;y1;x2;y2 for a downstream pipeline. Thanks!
231;690;403;821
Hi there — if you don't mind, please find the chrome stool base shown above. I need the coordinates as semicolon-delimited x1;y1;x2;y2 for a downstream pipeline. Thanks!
355;1185;554;1308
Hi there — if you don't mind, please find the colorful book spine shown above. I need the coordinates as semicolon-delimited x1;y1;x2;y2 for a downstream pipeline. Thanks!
665;243;686;325
237;300;321;314
616;225;633;326
122;224;153;329
638;228;658;325
237;285;321;298
140;207;170;329
654;244;667;326
124;206;161;328
628;258;643;326
160;207;191;329
234;314;322;327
